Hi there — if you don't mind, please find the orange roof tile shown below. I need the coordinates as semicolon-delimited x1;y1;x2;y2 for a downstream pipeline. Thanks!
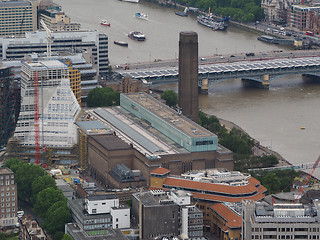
163;176;262;195
221;225;229;232
211;203;242;228
191;191;265;203
151;167;170;175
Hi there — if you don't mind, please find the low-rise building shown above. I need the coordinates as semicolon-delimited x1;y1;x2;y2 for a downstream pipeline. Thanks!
209;202;242;240
150;167;266;234
19;216;47;240
242;200;320;240
68;194;130;233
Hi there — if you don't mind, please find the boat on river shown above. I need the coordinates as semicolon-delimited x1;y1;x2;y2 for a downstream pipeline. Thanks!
128;31;146;41
100;20;110;26
135;12;148;20
175;7;188;17
197;15;228;31
114;40;128;47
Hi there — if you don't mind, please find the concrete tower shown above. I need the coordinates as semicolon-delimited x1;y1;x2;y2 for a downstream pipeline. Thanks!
178;31;199;123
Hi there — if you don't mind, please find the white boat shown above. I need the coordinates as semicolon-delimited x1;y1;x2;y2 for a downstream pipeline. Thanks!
135;12;148;20
100;20;110;26
119;0;139;3
128;31;145;41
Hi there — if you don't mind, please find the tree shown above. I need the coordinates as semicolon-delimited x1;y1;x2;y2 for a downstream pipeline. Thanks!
62;234;73;240
31;175;57;203
161;90;178;107
15;163;45;201
86;87;120;107
34;187;65;217
44;201;71;235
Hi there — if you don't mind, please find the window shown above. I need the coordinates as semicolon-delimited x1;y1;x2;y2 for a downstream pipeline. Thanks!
92;209;96;213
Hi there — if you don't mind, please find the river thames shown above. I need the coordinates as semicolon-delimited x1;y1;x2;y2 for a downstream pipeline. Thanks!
55;0;320;178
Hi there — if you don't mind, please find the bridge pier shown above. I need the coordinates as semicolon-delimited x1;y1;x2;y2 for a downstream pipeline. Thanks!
302;73;320;83
199;78;208;94
241;74;270;89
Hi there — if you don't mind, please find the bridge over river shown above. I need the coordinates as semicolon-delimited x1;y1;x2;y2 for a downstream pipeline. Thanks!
117;55;320;91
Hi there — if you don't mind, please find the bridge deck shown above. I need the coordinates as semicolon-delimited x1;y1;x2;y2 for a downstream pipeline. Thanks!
117;56;320;85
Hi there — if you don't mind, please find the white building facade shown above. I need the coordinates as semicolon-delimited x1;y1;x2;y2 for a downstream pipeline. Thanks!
14;59;80;149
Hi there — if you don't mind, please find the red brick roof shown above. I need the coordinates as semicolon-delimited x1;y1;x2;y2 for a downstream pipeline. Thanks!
151;167;170;175
161;176;266;202
211;203;242;229
163;177;260;195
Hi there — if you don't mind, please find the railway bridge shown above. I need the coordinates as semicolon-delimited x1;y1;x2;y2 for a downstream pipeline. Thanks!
117;56;320;92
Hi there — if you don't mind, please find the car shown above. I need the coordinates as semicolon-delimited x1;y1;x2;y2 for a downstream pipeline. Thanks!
246;52;255;57
200;58;206;61
220;56;224;59
262;52;268;55
230;55;235;57
17;210;24;219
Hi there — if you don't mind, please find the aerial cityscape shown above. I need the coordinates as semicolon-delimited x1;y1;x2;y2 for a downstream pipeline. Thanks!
0;0;320;239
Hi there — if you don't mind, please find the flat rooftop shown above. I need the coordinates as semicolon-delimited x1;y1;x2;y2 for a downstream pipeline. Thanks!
123;92;216;138
134;191;176;207
181;169;250;185
87;107;183;159
23;59;68;70
75;121;112;135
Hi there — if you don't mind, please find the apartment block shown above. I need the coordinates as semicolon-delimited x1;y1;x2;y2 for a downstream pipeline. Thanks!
0;168;18;227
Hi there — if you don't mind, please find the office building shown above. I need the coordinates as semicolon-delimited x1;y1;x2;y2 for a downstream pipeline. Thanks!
132;189;203;240
38;3;80;32
12;59;80;163
0;168;18;228
0;66;18;149
0;30;108;76
178;31;199;123
0;0;37;37
290;5;320;31
242;200;320;240
67;194;130;236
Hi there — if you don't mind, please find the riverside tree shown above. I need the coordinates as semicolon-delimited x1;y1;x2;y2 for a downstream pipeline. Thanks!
87;87;120;107
161;90;178;107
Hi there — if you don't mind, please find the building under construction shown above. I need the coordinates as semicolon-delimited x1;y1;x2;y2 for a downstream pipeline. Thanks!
8;59;81;164
0;66;20;149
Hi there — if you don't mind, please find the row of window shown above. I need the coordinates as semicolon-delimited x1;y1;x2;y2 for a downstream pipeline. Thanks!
1;207;15;213
253;235;320;239
0;186;15;191
0;181;14;186
1;197;15;202
253;228;320;232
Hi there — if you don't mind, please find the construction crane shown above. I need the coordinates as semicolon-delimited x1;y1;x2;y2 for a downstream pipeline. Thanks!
40;19;52;57
33;71;40;165
293;155;320;203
